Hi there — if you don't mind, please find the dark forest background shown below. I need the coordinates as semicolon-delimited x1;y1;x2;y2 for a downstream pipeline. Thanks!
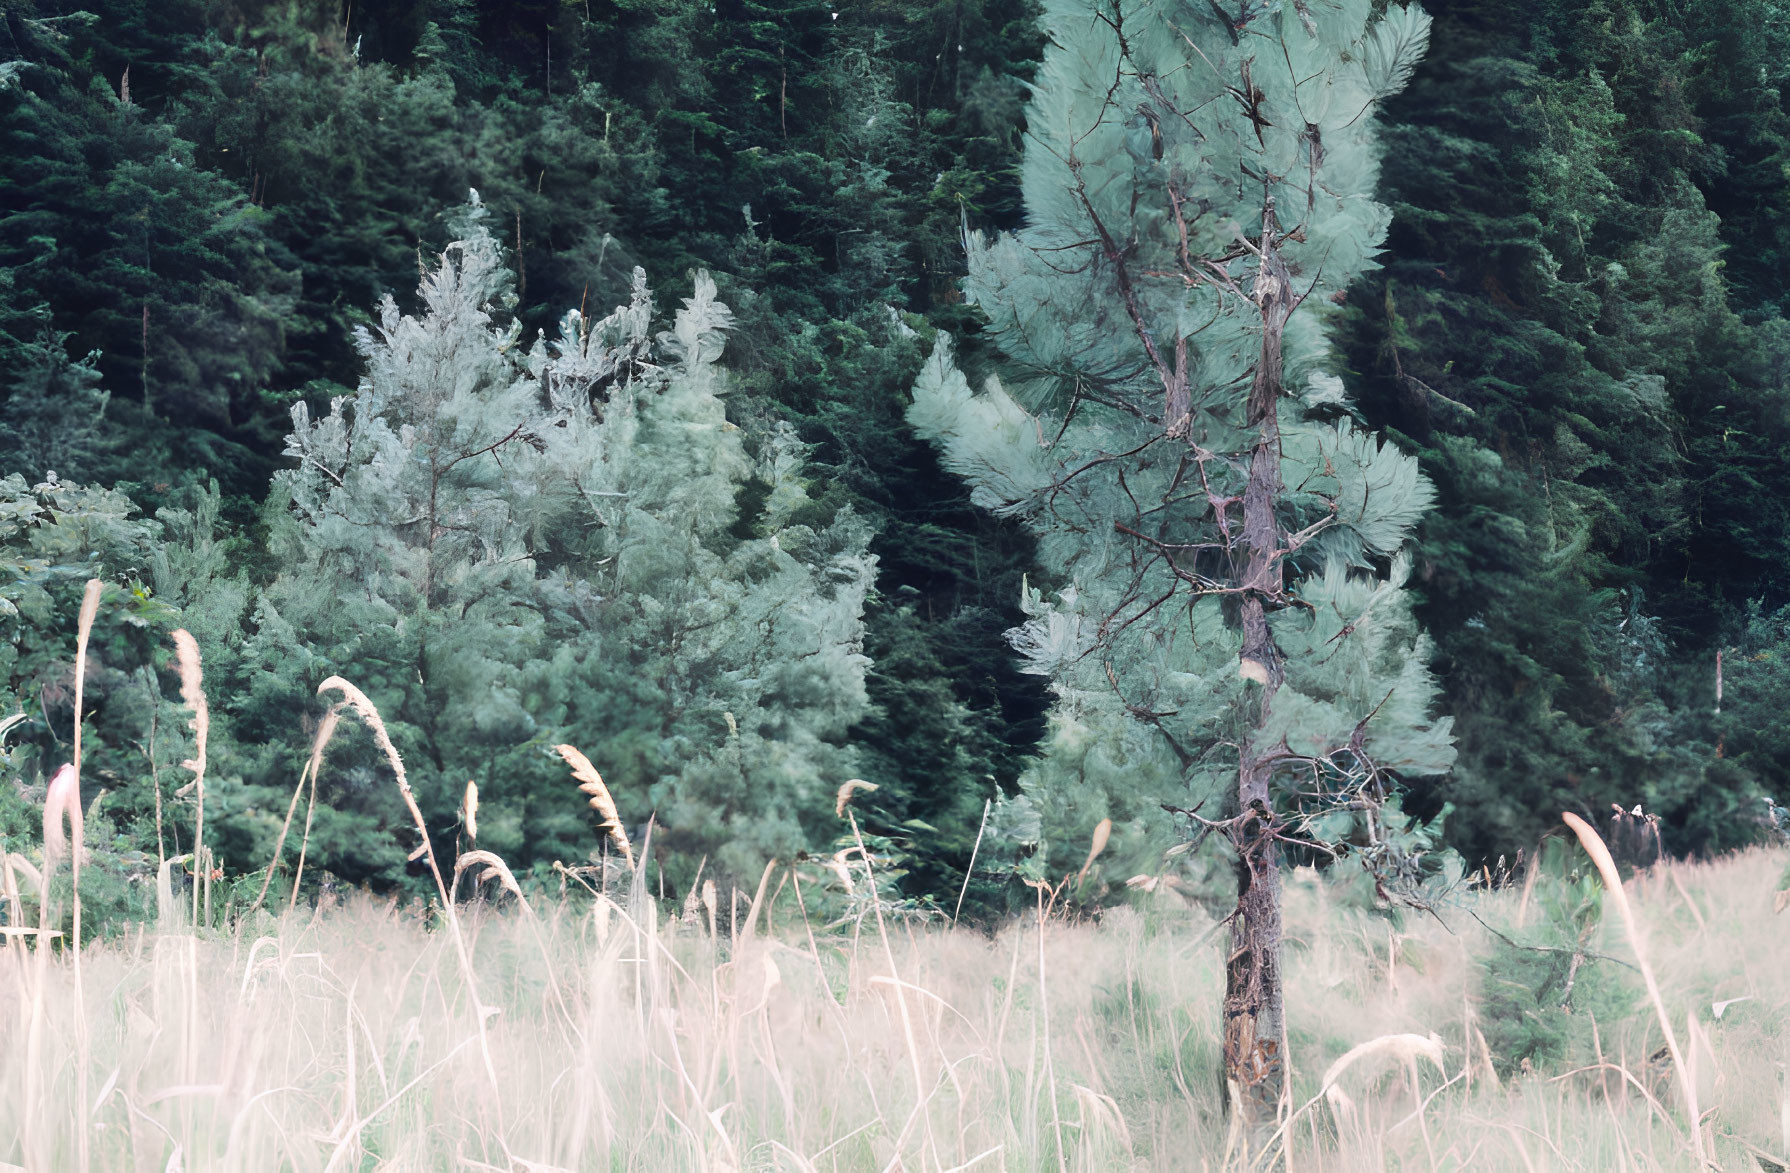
4;0;1790;912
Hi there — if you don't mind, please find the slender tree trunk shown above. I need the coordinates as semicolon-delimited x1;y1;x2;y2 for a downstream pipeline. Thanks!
1222;197;1297;1126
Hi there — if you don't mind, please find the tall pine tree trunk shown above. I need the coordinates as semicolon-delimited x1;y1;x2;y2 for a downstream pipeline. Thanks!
1221;197;1297;1125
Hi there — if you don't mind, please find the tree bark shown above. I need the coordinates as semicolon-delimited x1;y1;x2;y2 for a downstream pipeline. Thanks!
1221;197;1296;1128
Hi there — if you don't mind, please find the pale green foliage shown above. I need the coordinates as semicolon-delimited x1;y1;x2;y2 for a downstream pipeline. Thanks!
912;0;1452;882
261;199;873;883
0;473;197;833
0;473;164;697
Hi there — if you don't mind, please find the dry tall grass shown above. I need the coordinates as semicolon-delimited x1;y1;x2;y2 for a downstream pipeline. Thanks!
6;611;1782;1169
3;844;1784;1171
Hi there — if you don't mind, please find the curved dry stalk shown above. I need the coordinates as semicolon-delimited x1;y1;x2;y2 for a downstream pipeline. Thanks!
1249;1032;1446;1170
554;743;632;867
69;578;101;968
251;704;343;917
452;849;530;907
835;778;877;818
316;676;505;1122
37;759;86;1172
170;629;210;926
291;744;323;912
73;580;101;777
1560;811;1708;1168
1076;817;1113;884
451;850;585;1047
41;763;82;870
316;678;444;898
460;779;479;842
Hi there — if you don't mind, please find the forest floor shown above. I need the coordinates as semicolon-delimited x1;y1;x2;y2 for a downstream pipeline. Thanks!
1;846;1785;1171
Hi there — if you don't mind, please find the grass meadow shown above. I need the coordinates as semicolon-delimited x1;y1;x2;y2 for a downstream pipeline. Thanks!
3;840;1786;1172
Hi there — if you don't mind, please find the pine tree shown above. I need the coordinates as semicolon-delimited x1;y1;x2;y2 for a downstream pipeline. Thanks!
0;329;110;483
909;0;1452;1123
1337;0;1790;862
256;197;874;888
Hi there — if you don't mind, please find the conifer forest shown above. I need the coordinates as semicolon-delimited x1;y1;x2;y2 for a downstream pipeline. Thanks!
4;1;1790;1169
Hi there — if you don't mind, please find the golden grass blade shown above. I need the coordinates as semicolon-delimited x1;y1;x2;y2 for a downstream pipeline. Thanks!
834;777;877;818
70;578;100;986
41;754;89;1171
170;629;210;926
1076;817;1112;884
3;853;42;896
1249;1031;1445;1169
461;779;479;842
42;763;81;868
1560;810;1707;1168
252;705;342;917
316;677;442;898
72;579;101;776
453;849;530;906
953;797;992;927
156;853;193;928
554;744;632;868
317;675;505;1121
1319;1032;1445;1122
739;858;777;945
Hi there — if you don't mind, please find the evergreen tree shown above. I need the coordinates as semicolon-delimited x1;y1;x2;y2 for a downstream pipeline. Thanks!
0;15;301;497
252;198;874;888
0;472;188;832
0;329;110;484
1339;0;1790;862
910;0;1451;1121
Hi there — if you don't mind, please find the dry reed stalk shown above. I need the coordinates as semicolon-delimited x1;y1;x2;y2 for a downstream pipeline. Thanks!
1;850;40;949
69;579;100;957
1075;818;1112;885
317;676;506;1121
72;580;100;776
1030;878;1069;1173
451;848;529;906
36;761;86;1170
1781;1076;1789;1157
291;727;326;911
953;797;992;926
460;779;479;842
251;704;342;917
1560;810;1708;1168
169;629;209;926
1666;865;1708;933
316;678;439;892
1516;846;1542;930
834;777;877;817
1251;1032;1445;1170
554;744;633;868
156;852;192;927
63;582;101;1173
844;807;938;1169
738;858;777;945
